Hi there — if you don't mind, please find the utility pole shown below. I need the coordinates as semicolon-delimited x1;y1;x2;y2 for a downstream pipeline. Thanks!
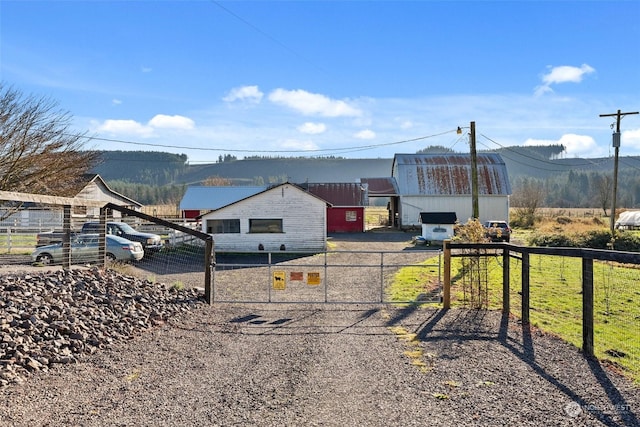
599;109;639;237
470;121;479;220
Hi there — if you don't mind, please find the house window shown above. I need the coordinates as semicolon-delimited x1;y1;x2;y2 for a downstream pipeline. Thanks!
345;210;357;222
207;219;240;234
249;219;283;233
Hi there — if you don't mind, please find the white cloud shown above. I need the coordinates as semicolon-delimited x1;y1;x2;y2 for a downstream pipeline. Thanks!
148;114;195;130
354;129;376;140
112;99;122;106
95;114;195;138
623;128;640;151
525;133;598;157
268;88;362;117
141;66;152;73
297;122;326;134
97;119;154;137
535;64;595;96
399;120;413;130
223;85;264;104
279;138;319;151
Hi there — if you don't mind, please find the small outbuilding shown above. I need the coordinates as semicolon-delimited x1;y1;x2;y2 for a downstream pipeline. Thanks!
615;211;640;230
300;182;368;233
200;182;329;252
419;212;457;243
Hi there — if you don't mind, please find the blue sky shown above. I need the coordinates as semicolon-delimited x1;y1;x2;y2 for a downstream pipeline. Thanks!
1;1;639;164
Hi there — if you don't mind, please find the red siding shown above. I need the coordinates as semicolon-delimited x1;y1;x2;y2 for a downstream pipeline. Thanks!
183;210;201;219
327;207;364;233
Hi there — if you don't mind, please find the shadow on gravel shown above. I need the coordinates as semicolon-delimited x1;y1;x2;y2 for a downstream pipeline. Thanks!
410;308;638;427
498;316;639;427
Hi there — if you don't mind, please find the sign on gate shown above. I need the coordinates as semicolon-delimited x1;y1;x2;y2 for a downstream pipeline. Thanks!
212;248;442;304
307;272;321;286
273;271;286;290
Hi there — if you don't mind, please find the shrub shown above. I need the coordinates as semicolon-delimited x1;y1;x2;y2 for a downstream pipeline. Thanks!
578;230;613;249
556;216;572;225
529;233;576;247
613;232;640;252
510;210;537;228
529;230;640;252
453;219;487;243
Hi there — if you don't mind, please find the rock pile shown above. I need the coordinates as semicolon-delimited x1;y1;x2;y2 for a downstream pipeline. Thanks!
0;268;204;387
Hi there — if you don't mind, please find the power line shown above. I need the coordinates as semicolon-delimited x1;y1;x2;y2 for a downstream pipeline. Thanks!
209;1;327;75
479;133;611;169
82;129;458;155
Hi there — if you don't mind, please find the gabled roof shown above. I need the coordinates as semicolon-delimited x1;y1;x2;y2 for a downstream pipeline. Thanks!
75;174;143;208
299;182;367;206
180;185;267;211
419;212;457;224
392;153;511;196
202;182;331;215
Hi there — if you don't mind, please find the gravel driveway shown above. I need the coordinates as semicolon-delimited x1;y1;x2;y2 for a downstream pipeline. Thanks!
1;230;638;426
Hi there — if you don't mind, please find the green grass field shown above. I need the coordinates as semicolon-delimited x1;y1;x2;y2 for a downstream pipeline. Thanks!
0;233;37;254
388;254;640;384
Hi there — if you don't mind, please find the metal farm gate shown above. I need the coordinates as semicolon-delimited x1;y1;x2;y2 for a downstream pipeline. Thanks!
212;248;442;304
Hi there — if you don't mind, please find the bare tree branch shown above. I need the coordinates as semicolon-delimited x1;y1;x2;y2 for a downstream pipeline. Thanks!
0;83;99;198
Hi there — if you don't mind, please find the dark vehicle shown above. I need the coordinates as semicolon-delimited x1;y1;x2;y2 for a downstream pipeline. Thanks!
484;220;511;242
81;222;163;252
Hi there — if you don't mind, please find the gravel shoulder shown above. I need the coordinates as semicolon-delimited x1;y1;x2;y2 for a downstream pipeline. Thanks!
0;230;638;426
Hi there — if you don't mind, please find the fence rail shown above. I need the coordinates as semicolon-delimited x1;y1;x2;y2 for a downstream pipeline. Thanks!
442;240;640;380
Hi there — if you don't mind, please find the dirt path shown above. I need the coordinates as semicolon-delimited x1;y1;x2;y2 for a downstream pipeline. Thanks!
1;304;638;426
0;230;638;426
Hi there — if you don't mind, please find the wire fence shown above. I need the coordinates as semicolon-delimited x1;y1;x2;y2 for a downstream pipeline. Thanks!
444;243;640;383
0;201;213;300
212;249;442;304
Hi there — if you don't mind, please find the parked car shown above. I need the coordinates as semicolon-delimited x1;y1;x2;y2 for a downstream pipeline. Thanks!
36;230;79;247
484;220;511;242
31;234;144;265
81;221;163;252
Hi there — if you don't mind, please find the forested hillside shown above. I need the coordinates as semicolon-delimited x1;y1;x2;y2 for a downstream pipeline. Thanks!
88;149;640;209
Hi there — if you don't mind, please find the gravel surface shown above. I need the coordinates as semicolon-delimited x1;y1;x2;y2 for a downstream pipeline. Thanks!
0;230;638;426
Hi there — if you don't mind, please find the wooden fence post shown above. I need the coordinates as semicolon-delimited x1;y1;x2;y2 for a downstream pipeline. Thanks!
582;258;594;356
521;251;530;325
502;247;510;315
443;239;451;309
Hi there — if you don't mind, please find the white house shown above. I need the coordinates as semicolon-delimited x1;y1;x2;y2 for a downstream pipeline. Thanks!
391;153;511;229
200;182;329;252
0;174;142;229
74;174;143;218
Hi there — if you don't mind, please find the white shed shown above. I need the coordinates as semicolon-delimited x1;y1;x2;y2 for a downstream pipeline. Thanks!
419;212;457;242
615;211;640;230
200;182;328;252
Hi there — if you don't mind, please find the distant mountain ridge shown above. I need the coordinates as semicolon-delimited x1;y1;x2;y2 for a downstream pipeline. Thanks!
91;149;638;186
91;151;394;186
90;149;640;208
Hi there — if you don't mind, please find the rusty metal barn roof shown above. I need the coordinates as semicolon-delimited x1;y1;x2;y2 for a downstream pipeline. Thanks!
392;153;511;196
360;177;399;197
300;182;367;206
